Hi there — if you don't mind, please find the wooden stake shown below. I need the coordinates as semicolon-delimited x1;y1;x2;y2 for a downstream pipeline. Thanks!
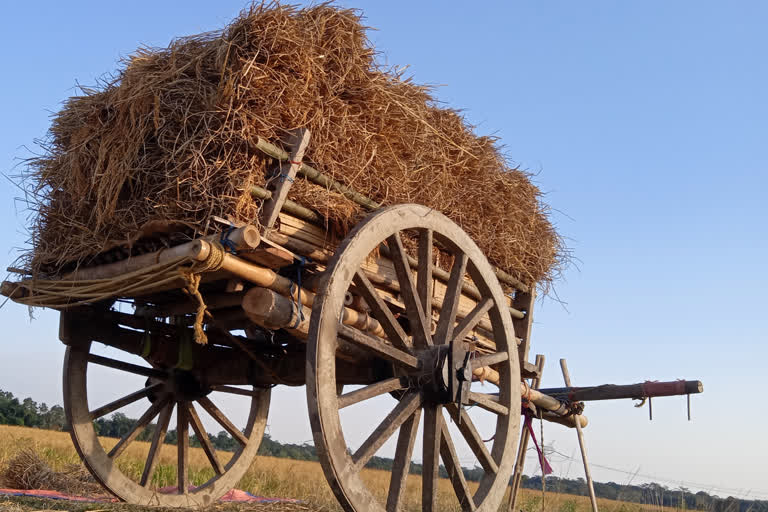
508;354;545;512
260;129;311;230
560;359;598;512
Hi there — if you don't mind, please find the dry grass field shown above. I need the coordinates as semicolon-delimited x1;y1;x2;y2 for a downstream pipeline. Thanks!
0;425;673;512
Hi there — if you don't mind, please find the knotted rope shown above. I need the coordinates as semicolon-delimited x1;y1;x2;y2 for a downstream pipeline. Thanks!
8;241;229;345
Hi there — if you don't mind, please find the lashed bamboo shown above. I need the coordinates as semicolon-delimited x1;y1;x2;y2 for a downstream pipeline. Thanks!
254;136;531;293
272;213;526;320
242;287;384;339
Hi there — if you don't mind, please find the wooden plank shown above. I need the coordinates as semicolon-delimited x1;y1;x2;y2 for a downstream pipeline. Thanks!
386;233;432;348
422;404;442;512
439;421;476;511
513;290;536;366
197;397;249;446
139;402;173;487
467;392;508;416
352;270;411;351
338;377;407;409
337;324;420;370
187;403;224;475
260;129;311;230
351;392;421;471
176;401;190;494
386;408;421;512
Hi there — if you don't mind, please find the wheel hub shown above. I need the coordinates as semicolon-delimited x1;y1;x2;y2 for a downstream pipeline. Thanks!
147;370;211;402
418;342;471;406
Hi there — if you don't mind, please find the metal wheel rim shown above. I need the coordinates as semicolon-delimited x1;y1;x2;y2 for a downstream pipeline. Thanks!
307;204;521;512
63;341;270;507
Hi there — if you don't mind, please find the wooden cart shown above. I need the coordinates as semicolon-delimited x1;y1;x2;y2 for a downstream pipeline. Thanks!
1;136;701;511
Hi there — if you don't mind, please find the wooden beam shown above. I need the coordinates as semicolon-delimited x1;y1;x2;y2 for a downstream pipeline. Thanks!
260;129;311;230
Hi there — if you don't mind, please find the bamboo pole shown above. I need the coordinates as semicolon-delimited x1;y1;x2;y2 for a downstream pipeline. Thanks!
472;366;588;429
536;380;704;401
254;136;531;292
254;136;381;211
240;287;374;364
242;287;385;339
250;185;324;225
560;359;598;512
60;226;260;281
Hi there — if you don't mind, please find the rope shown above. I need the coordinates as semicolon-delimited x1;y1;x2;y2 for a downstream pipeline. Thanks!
9;241;228;346
287;256;307;329
220;226;238;254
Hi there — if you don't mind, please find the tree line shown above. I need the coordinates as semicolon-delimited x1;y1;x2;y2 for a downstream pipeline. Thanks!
1;388;765;511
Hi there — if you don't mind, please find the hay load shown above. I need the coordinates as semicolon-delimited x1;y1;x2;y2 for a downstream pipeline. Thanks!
22;2;564;288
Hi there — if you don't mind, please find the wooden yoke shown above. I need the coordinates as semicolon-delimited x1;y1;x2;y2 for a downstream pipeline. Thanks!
260;128;312;231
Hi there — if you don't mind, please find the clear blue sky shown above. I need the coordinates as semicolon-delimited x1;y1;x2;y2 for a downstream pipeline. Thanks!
1;0;766;500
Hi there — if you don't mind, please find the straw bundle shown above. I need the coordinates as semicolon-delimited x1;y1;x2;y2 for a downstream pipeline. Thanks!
23;3;565;288
1;449;102;496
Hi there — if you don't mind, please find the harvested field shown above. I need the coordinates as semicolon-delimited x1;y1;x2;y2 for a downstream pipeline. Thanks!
21;2;565;289
1;425;675;512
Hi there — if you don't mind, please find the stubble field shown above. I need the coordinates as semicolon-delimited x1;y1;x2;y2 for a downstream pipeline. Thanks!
0;425;670;512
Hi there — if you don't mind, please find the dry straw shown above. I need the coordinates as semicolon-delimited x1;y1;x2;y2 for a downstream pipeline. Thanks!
22;2;566;289
1;449;102;496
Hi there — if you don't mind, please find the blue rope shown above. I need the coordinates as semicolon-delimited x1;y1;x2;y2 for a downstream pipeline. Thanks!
220;225;238;254
288;256;307;329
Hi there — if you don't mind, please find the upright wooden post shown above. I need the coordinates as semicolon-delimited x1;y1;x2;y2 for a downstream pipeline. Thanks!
507;354;545;512
513;289;536;377
260;128;311;231
560;359;598;512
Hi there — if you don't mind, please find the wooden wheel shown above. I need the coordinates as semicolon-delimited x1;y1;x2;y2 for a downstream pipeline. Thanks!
308;204;521;512
63;340;270;507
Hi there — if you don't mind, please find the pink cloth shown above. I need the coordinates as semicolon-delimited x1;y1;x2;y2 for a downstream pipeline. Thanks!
524;412;554;476
1;487;302;504
0;488;115;502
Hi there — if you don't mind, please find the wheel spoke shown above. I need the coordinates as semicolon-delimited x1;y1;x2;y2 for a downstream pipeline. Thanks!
446;404;498;475
451;298;494;345
89;383;162;420
187;403;224;475
87;353;166;379
387;232;432;348
108;395;170;459
434;253;468;345
140;402;173;487
352;392;422;471
353;270;412;352
416;228;434;315
470;351;508;371
338;324;420;370
211;385;262;397
468;392;509;416
177;401;189;494
386;408;421;512
439;421;476;511
338;377;408;409
422;404;442;512
197;396;249;446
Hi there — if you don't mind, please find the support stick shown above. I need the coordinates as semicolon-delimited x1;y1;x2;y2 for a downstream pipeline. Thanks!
260;129;311;230
507;354;545;512
560;359;598;512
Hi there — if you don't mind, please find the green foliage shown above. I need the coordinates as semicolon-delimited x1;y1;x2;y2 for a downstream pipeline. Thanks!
0;390;65;430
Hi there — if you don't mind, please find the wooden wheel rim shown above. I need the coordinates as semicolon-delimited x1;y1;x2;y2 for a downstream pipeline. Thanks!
63;341;270;507
307;204;521;512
